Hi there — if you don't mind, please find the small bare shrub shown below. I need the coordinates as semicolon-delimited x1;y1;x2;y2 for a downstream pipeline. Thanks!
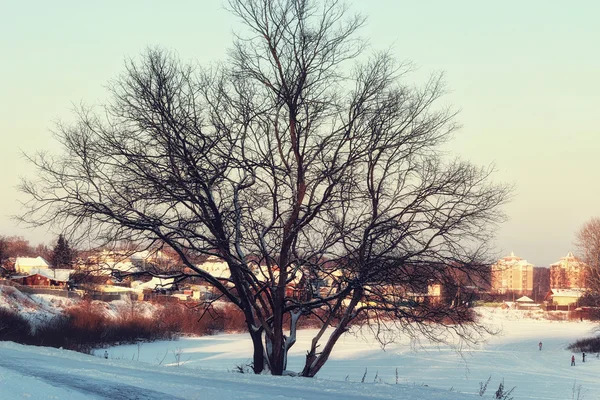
0;308;31;342
572;381;587;400
494;379;515;400
479;375;491;396
568;337;600;353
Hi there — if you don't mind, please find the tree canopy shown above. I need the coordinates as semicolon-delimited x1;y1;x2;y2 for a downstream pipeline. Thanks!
575;217;600;291
21;0;511;376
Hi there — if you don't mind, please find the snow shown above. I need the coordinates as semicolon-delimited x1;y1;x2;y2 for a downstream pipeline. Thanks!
0;341;474;400
97;308;600;400
15;256;50;269
2;305;600;399
0;285;160;322
515;295;534;302
0;285;73;327
24;267;74;282
551;288;586;297
133;277;176;291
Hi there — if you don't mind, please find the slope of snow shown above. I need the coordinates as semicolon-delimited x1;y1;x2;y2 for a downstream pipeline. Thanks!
0;285;73;327
0;285;161;322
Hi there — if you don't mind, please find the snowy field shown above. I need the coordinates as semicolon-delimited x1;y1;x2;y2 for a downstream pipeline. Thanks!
1;308;599;399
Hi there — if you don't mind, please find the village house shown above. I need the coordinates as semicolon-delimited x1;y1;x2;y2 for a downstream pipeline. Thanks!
14;256;51;275
490;252;534;297
85;249;140;274
545;288;585;309
11;268;72;288
549;252;588;289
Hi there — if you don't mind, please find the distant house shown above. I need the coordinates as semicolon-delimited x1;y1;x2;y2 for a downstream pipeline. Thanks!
545;288;585;307
85;249;141;274
11;269;70;288
197;256;230;280
15;257;50;275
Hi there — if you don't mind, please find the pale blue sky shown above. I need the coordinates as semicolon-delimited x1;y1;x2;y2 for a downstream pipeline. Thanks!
1;0;599;266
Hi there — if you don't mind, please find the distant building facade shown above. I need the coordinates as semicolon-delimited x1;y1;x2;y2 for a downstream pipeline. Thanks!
491;252;534;296
549;252;588;289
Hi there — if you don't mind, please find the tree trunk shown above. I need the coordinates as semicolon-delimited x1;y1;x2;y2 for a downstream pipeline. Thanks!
250;328;265;374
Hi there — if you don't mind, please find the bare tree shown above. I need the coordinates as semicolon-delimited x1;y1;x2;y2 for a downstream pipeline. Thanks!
2;236;35;258
575;217;600;291
20;0;510;376
532;266;550;302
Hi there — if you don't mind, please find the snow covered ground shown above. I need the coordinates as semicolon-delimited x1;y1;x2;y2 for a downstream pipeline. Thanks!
1;307;599;399
0;341;475;400
99;308;600;399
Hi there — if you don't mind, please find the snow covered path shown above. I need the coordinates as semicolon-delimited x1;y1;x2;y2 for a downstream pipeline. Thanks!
0;349;182;399
0;342;476;400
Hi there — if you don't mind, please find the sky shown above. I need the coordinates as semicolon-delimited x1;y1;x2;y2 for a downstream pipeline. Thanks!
1;0;599;266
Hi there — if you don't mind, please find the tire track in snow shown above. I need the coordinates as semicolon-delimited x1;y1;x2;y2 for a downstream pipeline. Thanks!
0;355;183;400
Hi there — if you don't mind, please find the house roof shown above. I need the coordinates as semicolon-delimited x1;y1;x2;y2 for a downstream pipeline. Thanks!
36;268;73;282
15;257;50;268
101;261;140;273
516;296;534;303
133;277;176;291
13;268;74;282
12;267;73;282
550;288;585;298
95;284;136;293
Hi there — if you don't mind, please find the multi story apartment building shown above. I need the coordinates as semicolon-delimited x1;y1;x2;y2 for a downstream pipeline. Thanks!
549;252;588;289
491;252;534;296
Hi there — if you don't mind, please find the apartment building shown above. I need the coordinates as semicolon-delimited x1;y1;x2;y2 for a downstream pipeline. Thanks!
491;252;534;296
549;252;588;289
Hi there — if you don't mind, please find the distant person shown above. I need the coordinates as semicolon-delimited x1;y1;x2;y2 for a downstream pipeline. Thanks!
104;350;109;359
538;341;542;351
571;355;576;366
583;352;586;363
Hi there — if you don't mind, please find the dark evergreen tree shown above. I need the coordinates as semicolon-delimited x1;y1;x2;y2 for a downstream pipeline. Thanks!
51;234;74;268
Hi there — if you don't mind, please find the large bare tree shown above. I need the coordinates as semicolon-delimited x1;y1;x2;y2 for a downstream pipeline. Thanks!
21;0;510;376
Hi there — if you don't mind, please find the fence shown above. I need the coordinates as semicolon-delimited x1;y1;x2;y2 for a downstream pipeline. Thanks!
0;279;193;303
